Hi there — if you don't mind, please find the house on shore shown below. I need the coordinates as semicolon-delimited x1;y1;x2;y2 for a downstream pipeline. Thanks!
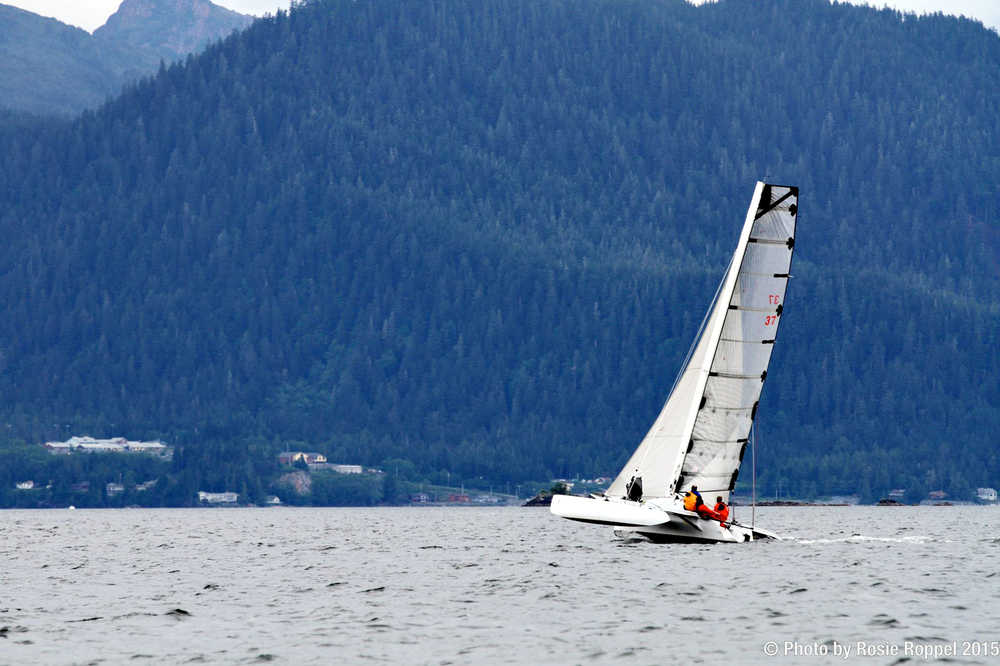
198;491;239;505
44;436;170;457
277;451;327;466
977;487;997;503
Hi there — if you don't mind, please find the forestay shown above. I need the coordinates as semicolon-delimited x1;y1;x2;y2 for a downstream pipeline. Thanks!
606;183;797;502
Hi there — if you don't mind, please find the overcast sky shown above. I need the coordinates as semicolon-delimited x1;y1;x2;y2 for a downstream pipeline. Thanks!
4;0;999;34
5;1;291;32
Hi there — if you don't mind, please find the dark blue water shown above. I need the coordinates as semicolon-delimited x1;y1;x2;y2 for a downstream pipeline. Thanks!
2;506;998;664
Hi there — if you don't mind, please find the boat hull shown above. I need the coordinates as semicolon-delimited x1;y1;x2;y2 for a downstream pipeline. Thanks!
550;494;778;543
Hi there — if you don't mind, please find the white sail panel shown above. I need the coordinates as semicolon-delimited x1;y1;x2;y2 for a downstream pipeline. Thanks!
719;312;781;347
713;340;773;376
702;374;766;409
691;405;750;442
731;274;787;309
742;242;791;275
751;207;795;240
679;441;744;481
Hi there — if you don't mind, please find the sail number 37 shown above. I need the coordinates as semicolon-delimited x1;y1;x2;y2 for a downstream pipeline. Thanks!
764;294;781;326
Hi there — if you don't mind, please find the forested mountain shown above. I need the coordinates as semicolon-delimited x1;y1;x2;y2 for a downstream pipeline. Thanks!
0;0;997;505
0;0;251;116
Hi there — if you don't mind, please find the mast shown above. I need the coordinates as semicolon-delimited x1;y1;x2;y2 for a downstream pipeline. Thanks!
751;420;756;529
606;182;797;502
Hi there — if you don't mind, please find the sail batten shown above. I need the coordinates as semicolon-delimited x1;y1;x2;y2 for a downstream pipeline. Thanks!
606;182;797;502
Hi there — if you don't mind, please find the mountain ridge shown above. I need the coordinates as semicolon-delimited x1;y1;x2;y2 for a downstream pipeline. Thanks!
94;0;252;61
0;0;252;116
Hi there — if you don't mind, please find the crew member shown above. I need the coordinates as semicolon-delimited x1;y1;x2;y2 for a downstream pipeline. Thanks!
683;485;703;511
714;496;729;524
625;474;643;502
696;494;730;523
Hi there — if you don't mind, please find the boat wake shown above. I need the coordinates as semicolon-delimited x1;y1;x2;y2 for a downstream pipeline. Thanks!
796;534;939;545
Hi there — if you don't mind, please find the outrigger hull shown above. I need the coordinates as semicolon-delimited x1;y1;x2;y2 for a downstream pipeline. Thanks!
550;494;779;544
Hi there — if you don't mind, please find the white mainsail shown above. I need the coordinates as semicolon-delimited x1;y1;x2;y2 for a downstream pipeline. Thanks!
606;182;798;502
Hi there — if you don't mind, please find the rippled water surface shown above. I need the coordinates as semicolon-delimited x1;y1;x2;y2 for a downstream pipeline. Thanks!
2;506;999;664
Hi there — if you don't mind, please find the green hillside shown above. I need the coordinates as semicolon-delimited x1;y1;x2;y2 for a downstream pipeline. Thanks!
0;0;997;505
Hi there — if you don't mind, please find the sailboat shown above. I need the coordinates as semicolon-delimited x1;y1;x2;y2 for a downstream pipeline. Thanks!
551;182;798;543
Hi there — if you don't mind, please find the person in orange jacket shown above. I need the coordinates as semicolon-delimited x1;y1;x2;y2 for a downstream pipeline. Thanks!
714;496;729;525
683;485;703;511
696;495;730;525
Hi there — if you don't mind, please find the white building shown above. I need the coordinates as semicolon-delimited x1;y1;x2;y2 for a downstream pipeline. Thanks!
198;491;239;504
307;463;364;474
44;436;169;456
977;487;997;503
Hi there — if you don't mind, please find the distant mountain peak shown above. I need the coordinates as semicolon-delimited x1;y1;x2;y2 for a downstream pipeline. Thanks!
94;0;253;59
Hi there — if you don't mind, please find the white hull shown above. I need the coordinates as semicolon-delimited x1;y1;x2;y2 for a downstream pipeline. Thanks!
550;494;779;544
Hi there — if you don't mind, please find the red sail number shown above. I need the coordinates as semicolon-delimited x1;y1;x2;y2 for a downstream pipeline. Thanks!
764;315;777;326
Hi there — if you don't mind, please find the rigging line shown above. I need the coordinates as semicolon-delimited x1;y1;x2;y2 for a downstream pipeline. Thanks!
668;256;731;403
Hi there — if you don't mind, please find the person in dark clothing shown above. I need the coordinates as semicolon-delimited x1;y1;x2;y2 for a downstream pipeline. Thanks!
625;474;643;501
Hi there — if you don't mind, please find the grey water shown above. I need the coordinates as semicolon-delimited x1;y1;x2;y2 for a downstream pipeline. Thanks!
2;506;999;665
